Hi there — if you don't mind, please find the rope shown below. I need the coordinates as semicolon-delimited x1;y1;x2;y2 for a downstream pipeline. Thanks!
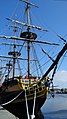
31;88;36;119
1;88;36;119
1;90;24;106
25;88;36;119
25;89;30;119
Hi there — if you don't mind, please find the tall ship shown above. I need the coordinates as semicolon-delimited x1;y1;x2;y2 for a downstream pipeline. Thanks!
0;0;67;119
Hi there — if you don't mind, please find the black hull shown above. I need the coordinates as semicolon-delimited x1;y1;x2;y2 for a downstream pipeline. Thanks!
3;95;46;119
0;79;48;119
0;88;47;119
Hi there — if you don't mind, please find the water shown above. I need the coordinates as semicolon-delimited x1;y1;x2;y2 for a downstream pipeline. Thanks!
41;94;67;119
0;94;67;119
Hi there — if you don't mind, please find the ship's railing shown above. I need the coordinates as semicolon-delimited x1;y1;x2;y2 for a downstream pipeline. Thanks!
16;76;49;93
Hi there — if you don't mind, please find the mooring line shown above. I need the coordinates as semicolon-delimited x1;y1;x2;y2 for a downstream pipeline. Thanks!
25;88;36;119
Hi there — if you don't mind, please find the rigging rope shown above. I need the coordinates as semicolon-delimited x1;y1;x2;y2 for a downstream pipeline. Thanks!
10;1;20;19
32;43;43;75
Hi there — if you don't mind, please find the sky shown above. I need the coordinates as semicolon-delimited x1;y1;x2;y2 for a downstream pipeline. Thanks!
0;0;67;88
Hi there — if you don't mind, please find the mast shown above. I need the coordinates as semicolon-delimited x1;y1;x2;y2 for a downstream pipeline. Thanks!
20;0;37;85
12;27;21;78
8;26;21;79
13;27;16;79
26;1;31;82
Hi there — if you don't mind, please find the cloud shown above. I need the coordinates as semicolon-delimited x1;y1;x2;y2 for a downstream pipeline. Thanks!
53;70;67;88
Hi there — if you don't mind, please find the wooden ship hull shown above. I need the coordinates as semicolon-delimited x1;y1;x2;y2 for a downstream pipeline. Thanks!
0;79;48;119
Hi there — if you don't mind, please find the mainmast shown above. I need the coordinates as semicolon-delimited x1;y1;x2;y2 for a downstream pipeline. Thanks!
20;0;37;85
26;1;31;82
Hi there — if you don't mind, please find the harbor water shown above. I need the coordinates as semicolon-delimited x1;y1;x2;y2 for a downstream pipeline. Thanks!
0;94;67;119
42;94;67;119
